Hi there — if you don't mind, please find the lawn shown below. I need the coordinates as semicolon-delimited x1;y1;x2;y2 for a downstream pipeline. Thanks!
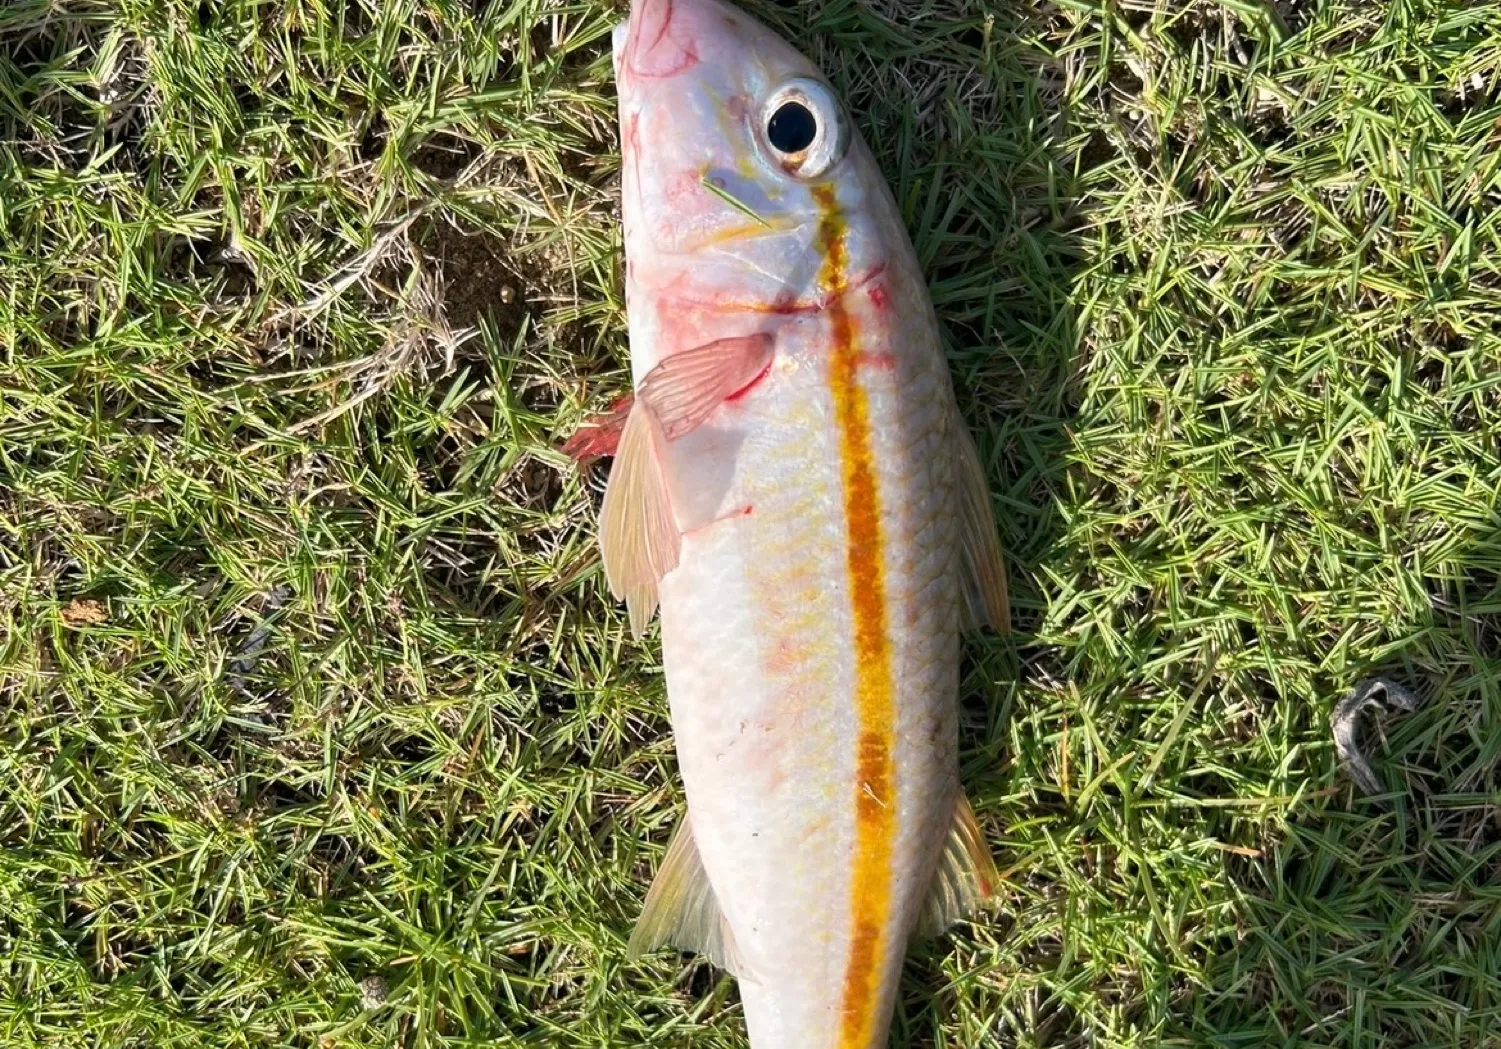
3;0;1501;1046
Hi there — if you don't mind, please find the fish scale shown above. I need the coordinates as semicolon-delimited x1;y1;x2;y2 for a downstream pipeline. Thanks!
574;0;1013;1044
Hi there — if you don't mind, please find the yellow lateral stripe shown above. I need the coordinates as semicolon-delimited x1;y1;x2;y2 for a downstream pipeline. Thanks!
813;184;897;1049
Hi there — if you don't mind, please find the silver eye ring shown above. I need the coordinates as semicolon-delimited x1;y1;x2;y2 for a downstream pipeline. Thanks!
759;78;848;180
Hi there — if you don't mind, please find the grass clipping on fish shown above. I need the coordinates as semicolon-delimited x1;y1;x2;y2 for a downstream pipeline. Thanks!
698;172;776;228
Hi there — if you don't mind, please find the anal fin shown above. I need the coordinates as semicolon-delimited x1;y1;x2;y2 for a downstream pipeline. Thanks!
916;792;1001;938
627;818;747;976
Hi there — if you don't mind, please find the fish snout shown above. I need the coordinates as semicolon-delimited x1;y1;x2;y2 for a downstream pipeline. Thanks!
619;0;701;81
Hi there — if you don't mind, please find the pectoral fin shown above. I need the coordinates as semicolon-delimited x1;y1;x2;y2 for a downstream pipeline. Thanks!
599;400;679;638
627;818;747;976
955;423;1011;634
637;333;774;440
916;791;1001;938
597;336;774;636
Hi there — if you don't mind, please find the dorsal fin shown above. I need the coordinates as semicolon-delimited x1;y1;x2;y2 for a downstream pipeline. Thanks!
627;818;747;975
954;423;1011;635
916;791;1001;938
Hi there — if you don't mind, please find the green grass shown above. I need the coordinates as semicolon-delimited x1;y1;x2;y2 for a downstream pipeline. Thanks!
3;0;1501;1045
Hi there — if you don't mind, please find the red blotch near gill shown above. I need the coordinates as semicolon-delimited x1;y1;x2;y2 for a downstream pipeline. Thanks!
767;289;819;315
867;282;891;312
665;168;703;204
651;273;732;353
660;263;892;319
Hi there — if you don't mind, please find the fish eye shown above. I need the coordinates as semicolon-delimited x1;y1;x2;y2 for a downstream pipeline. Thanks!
759;78;847;180
767;101;816;153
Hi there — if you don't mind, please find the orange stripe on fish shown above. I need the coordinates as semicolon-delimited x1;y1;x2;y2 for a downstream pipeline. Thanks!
814;183;897;1049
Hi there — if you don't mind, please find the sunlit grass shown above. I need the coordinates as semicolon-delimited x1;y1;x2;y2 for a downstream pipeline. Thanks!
3;1;1501;1046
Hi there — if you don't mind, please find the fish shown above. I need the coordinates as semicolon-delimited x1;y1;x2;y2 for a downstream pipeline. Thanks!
570;0;1012;1044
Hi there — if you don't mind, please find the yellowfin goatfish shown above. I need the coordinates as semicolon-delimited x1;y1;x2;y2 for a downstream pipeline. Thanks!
565;0;1011;1044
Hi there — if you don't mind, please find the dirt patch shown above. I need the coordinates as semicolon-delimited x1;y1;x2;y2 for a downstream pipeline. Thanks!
411;133;482;181
417;220;527;335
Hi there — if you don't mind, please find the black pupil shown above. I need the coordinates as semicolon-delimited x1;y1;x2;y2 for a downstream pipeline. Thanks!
767;101;817;154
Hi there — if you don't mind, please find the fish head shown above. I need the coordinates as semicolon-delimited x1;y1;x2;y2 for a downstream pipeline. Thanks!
613;0;873;284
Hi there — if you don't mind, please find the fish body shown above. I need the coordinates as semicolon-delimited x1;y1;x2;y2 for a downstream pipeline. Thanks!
592;2;1010;1046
